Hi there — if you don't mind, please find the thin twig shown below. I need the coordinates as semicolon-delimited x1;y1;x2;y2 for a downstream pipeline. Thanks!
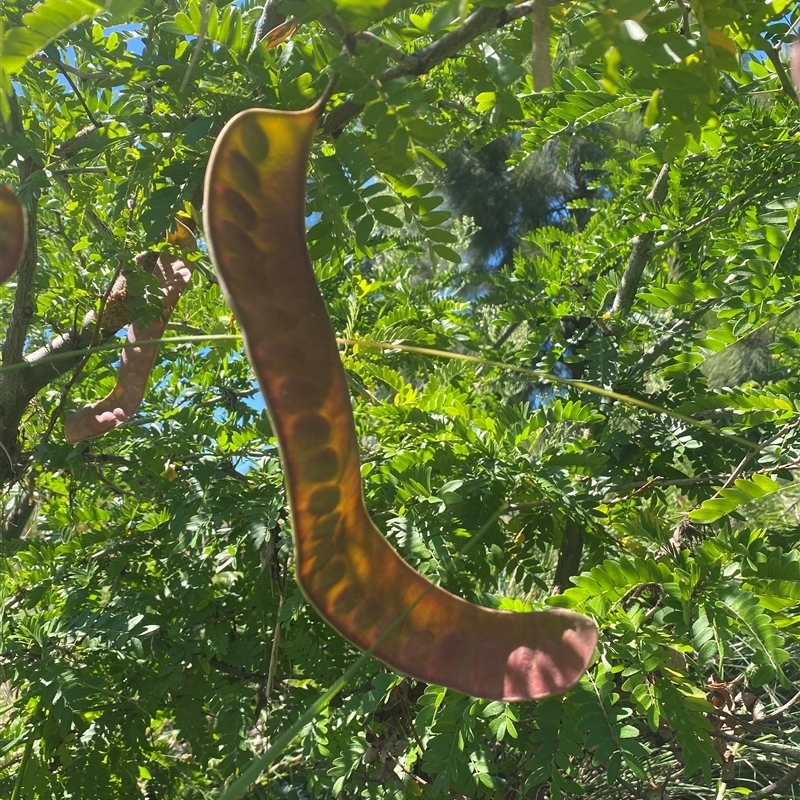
493;320;522;349
265;592;284;702
180;0;209;92
53;62;101;129
85;463;133;496
0;333;764;450
618;474;726;492
52;173;114;240
50;166;108;175
761;687;800;721
355;31;418;68
652;175;778;254
385;752;472;800
322;1;541;135
712;731;800;759
625;301;713;378
41;53;112;82
210;658;270;683
398;685;425;754
744;762;800;800
718;418;800;492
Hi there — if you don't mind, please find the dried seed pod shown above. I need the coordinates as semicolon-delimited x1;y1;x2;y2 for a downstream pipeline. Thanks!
66;223;197;443
204;106;597;701
0;184;25;285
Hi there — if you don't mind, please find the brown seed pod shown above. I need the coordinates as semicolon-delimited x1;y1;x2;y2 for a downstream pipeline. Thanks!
203;106;597;701
0;184;25;285
66;222;197;443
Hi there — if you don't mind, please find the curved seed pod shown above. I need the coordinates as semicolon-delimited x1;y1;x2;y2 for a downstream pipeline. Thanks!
204;107;597;701
0;184;25;285
792;41;800;99
262;19;298;48
66;223;196;443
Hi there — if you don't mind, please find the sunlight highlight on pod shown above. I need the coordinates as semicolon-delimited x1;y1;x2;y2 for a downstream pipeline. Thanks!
203;104;597;701
792;41;800;99
65;222;197;443
0;184;25;285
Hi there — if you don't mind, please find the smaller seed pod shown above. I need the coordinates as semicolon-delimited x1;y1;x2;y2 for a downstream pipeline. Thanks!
0;184;25;286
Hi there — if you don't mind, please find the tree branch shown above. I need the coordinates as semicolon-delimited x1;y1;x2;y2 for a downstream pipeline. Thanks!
2;169;38;369
355;31;418;69
1;490;36;541
611;163;671;317
52;60;101;129
530;0;553;90
51;166;108;175
0;93;42;485
53;123;100;160
762;687;800;721
0;247;155;488
209;657;269;684
611;458;800;497
625;301;713;379
765;44;800;106
744;762;800;800
52;174;114;241
2;98;40;368
40;53;112;83
712;732;800;759
651;174;778;255
551;519;584;595
625;176;791;379
322;2;539;135
21;321;112;398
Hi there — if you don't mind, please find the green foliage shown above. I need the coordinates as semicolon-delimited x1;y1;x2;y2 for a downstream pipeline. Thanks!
0;0;144;118
2;0;800;798
689;474;781;523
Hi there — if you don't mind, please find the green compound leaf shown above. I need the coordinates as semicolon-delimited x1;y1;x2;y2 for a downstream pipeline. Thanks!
689;475;780;523
1;0;144;76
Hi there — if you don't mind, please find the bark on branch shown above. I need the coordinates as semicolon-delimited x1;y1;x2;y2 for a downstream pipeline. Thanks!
611;163;671;317
0;257;156;487
746;763;800;800
551;519;584;595
322;1;540;136
530;0;553;90
0;95;42;487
